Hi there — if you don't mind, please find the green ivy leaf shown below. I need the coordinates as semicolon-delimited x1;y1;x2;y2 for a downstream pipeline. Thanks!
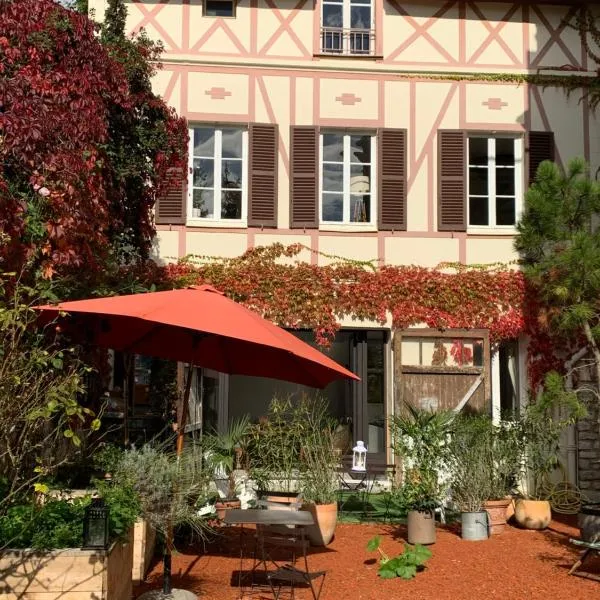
366;535;381;552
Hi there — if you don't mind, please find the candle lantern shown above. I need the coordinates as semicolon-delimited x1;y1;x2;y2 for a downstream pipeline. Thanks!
82;498;109;550
352;440;367;472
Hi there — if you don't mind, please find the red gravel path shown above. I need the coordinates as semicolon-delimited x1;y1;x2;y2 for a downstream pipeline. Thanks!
136;517;600;599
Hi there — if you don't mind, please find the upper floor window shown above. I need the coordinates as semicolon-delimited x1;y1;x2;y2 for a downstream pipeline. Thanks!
188;126;247;222
203;0;235;17
320;132;375;225
321;0;374;56
468;136;522;228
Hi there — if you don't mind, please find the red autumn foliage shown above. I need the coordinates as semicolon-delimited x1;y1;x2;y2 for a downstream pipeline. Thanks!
152;243;526;344
0;0;187;279
134;242;570;388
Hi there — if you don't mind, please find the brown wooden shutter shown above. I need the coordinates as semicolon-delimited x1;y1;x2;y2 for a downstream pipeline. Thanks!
527;131;555;185
290;126;318;229
248;123;278;228
378;129;407;231
155;167;186;225
438;130;466;232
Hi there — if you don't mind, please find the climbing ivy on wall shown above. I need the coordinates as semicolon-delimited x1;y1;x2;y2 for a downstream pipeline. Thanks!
138;243;570;390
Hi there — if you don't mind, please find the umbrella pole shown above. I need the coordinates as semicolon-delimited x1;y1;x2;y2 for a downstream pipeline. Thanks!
176;364;193;457
163;365;194;595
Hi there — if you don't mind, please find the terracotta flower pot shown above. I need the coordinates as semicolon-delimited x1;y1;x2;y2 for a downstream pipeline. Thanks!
514;499;551;530
215;498;241;521
302;502;338;546
407;510;436;545
483;498;512;535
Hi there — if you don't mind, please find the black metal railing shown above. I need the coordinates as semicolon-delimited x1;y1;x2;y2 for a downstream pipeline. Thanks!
320;27;376;56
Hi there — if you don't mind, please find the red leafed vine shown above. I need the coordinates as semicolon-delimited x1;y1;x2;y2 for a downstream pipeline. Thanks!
142;242;561;388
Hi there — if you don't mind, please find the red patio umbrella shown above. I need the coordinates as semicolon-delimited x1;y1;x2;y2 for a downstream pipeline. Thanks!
37;284;357;389
37;284;358;595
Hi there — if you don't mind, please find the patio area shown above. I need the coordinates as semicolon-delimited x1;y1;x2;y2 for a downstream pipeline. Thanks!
136;515;600;600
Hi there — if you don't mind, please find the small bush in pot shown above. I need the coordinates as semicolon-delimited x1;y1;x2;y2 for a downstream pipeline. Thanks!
515;372;586;530
391;403;455;545
448;416;491;541
298;395;340;546
204;416;250;513
482;418;523;534
245;396;305;498
110;440;214;593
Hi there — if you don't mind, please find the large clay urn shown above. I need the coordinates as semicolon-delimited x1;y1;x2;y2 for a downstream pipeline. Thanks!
514;499;551;530
302;502;338;546
215;498;241;521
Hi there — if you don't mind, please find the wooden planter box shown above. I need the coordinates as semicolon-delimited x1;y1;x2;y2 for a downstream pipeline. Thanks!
132;519;156;584
0;531;133;600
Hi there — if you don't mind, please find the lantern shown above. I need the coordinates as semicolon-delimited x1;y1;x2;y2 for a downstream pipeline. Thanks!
352;441;367;472
82;498;109;549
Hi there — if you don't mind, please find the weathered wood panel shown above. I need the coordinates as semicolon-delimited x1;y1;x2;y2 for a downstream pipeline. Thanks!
400;371;488;413
394;328;491;415
0;533;132;600
132;519;155;584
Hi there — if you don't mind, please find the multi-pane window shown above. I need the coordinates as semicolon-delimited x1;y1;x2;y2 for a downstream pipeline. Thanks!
203;0;235;17
188;127;247;221
321;0;373;55
320;132;375;224
468;137;522;227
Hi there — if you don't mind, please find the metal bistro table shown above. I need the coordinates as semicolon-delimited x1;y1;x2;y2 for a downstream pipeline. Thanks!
223;508;326;600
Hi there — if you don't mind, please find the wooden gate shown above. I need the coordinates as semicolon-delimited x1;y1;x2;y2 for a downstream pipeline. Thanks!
393;329;491;415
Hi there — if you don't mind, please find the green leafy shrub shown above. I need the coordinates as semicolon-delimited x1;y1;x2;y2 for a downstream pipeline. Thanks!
390;403;455;512
367;535;432;579
0;484;139;550
97;481;141;540
0;499;88;550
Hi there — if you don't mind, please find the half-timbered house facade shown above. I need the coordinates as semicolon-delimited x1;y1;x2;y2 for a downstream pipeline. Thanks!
89;0;599;490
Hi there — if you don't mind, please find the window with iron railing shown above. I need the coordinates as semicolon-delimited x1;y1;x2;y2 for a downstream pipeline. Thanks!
321;0;374;56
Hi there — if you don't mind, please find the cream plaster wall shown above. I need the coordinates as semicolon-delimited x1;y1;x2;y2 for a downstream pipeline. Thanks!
153;230;179;264
385;237;460;267
465;83;526;126
466;237;519;265
185;232;248;257
317;237;379;266
319;79;379;121
188;72;249;115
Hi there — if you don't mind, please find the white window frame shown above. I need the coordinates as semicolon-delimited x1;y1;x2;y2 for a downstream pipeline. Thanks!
319;131;376;227
187;125;248;227
322;0;373;30
467;135;523;230
321;0;373;55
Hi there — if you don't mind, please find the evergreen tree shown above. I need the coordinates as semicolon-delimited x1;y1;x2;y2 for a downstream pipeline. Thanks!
102;0;126;41
515;158;600;384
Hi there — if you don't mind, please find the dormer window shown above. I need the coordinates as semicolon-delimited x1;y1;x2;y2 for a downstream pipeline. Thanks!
321;0;374;55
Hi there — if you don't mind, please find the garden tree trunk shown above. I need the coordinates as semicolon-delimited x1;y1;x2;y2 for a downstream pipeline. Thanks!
163;526;173;594
163;365;193;594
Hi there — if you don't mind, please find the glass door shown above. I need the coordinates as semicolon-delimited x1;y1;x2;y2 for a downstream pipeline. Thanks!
352;331;387;462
